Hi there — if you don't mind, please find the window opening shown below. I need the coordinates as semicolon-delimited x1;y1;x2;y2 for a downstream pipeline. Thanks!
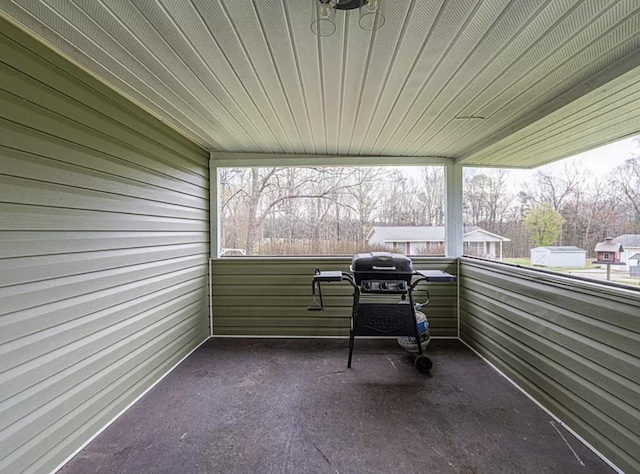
218;166;444;257
462;135;640;288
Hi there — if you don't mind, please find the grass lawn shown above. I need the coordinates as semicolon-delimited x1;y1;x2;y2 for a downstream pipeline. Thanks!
497;258;639;286
484;257;640;286
503;258;530;266
503;257;600;271
619;278;640;286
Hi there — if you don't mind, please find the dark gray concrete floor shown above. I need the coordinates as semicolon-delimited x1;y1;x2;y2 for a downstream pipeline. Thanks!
60;339;614;474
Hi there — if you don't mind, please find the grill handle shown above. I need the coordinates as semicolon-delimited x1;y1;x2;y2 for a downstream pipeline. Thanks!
372;265;396;271
308;270;357;311
307;278;324;311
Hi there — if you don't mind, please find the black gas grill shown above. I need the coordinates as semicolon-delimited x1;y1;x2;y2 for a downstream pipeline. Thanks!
308;252;456;373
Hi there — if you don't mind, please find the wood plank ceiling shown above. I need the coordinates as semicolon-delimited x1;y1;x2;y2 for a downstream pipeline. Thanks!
1;0;639;168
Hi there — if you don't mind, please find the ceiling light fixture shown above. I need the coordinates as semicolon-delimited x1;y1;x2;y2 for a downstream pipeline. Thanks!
311;0;385;37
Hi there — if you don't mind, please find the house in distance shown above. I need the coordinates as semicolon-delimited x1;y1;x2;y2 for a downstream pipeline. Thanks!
629;253;640;278
613;234;640;266
367;226;510;260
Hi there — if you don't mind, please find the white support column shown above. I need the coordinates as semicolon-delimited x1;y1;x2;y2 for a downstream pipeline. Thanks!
445;162;464;258
209;157;220;258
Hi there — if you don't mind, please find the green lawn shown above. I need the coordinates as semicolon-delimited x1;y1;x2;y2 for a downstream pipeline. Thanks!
499;258;640;286
503;258;530;266
502;257;600;271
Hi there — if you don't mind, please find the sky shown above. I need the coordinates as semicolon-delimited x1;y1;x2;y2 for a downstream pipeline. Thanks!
504;134;640;181
397;134;640;183
570;134;640;168
457;134;640;193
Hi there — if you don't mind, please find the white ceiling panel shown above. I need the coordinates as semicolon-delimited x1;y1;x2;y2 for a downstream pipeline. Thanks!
1;0;639;167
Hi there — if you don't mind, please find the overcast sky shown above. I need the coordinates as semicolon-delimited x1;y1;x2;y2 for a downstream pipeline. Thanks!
398;134;639;186
470;134;640;191
513;134;639;175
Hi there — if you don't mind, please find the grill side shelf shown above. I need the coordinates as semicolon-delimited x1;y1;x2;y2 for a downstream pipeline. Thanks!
414;270;457;282
313;271;344;282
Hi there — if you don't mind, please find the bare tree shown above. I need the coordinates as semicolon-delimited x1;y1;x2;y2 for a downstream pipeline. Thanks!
612;155;640;232
222;167;382;255
347;167;392;245
520;163;586;212
463;169;511;232
418;167;444;225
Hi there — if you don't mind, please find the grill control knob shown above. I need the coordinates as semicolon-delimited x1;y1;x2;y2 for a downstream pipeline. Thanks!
398;281;406;291
380;282;388;290
362;281;371;291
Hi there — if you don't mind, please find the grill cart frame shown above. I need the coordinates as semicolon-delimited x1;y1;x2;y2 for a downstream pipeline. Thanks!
307;253;455;374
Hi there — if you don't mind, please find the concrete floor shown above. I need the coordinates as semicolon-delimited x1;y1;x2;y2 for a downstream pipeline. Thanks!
59;339;614;474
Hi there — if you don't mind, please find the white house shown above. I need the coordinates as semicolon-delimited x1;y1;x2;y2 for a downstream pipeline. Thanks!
530;246;587;267
613;235;640;266
367;226;510;260
629;253;640;278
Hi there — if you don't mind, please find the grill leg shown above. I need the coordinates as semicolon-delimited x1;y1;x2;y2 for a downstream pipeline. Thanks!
347;331;355;368
408;290;423;356
347;292;359;368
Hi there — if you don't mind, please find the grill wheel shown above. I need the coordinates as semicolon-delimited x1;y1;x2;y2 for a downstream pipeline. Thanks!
414;355;433;374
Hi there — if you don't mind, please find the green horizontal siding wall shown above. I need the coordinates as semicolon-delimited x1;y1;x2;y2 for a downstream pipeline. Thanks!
459;258;640;474
211;257;458;337
0;18;209;474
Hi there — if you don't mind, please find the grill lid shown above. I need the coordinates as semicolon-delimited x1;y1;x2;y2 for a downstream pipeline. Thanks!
350;252;414;275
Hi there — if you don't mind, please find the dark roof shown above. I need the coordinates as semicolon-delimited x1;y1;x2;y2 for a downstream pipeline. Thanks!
614;234;640;247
